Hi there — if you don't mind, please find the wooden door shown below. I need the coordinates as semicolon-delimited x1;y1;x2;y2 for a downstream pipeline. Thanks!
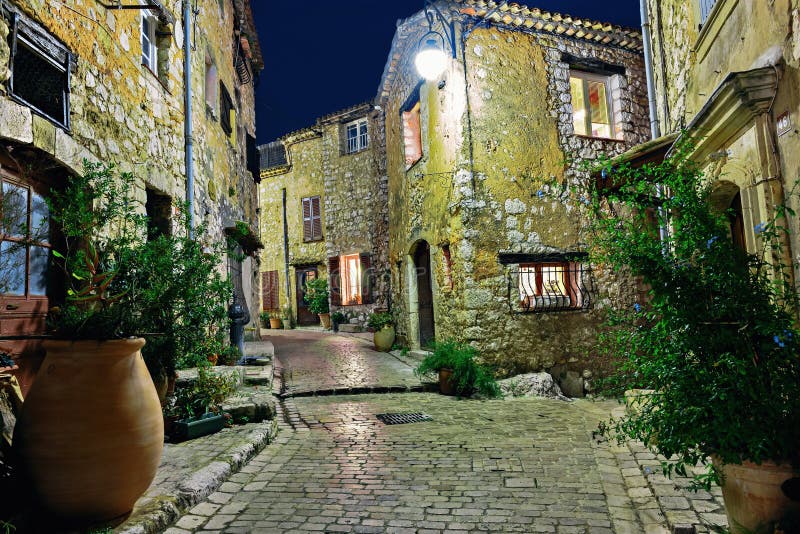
295;266;319;326
414;242;435;347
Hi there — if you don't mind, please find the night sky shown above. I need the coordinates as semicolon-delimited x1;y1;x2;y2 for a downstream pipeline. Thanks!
252;0;641;144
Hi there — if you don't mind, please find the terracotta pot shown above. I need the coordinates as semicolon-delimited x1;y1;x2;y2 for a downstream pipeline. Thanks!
14;338;164;525
319;313;332;329
439;368;455;396
373;325;396;352
715;457;800;534
269;317;282;329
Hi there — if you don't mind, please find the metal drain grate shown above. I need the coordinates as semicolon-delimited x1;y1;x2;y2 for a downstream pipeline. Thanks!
376;412;433;425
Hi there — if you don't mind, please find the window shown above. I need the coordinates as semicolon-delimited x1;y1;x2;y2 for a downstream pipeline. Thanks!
402;101;422;168
345;119;369;153
145;188;171;241
205;52;218;116
570;71;618;140
699;0;718;23
8;12;71;129
302;196;322;242
1;178;51;298
328;253;372;307
141;12;157;71
441;244;453;290
501;253;590;313
261;270;279;310
220;82;234;137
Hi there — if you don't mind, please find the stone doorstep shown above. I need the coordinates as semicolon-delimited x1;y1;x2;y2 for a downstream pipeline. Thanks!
337;324;363;333
116;418;279;534
220;388;276;424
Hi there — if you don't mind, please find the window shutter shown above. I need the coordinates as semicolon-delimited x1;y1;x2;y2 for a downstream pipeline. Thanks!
302;198;312;241
261;270;279;310
402;103;422;168
359;253;373;305
311;196;322;240
328;256;341;306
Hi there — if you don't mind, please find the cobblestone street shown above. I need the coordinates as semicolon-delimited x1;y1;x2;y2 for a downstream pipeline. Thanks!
164;332;728;534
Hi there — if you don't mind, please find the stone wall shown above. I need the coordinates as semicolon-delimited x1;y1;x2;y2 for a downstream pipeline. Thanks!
0;0;262;386
379;10;649;387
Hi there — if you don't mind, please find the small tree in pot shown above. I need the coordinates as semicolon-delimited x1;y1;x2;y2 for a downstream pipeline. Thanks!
585;142;800;533
304;278;330;329
367;311;395;352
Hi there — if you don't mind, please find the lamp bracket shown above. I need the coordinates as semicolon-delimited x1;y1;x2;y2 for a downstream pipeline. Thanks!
422;0;456;58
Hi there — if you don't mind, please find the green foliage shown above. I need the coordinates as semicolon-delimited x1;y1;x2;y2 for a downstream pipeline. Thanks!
171;365;236;420
415;340;501;398
367;311;393;330
580;140;800;488
303;278;329;314
331;311;346;324
259;311;271;324
217;345;240;366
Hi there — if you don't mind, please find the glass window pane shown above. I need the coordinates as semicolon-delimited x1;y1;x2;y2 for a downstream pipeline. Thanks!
29;245;49;296
2;182;28;238
587;80;612;138
541;266;567;296
347;124;358;140
518;266;536;299
0;241;26;296
570;77;587;136
30;191;49;243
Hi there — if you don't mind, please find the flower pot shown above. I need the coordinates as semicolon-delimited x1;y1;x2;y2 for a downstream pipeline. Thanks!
373;325;396;352
716;458;800;534
172;412;227;442
319;312;331;329
269;317;282;329
439;368;455;396
13;339;164;525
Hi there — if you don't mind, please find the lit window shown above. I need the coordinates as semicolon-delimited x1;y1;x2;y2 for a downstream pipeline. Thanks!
141;12;157;71
346;119;369;153
517;262;587;312
402;101;422;169
570;72;617;139
340;254;362;305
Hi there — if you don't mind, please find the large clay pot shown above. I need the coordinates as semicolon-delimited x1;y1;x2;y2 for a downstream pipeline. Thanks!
373;325;396;352
319;313;332;330
439;368;455;396
269;317;283;329
14;338;164;525
716;458;800;534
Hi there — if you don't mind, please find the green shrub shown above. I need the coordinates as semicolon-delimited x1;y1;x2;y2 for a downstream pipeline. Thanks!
367;311;393;330
172;365;236;420
415;340;500;398
304;278;329;314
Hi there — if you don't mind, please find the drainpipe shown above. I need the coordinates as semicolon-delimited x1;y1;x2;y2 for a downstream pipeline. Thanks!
640;0;660;140
183;0;195;236
282;188;291;307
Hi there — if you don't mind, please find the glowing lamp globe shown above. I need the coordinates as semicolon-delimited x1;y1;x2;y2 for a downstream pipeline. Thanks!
415;39;448;80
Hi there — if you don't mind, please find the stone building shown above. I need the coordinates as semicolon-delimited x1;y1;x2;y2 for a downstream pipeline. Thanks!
258;103;389;328
377;0;651;386
636;0;800;289
0;0;263;391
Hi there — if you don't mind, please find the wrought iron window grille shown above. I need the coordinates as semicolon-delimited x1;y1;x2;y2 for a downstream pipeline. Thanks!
501;253;592;314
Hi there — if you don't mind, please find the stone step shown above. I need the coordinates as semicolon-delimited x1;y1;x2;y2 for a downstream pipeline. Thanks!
338;324;363;333
220;389;276;424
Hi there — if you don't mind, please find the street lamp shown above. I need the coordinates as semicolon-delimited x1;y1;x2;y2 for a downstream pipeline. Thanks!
414;0;456;81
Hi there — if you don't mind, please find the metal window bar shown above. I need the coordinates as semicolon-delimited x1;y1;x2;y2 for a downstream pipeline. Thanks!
509;263;592;313
261;141;287;169
699;0;718;24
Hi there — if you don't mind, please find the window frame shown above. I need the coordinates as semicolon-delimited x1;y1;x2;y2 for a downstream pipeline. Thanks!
339;253;363;306
141;10;158;73
345;118;369;154
699;0;719;24
301;196;323;242
7;12;72;130
501;253;591;314
569;70;617;140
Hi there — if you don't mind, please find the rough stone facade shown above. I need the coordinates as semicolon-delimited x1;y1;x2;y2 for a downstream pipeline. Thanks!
377;1;650;387
643;0;800;294
0;0;263;391
258;104;389;328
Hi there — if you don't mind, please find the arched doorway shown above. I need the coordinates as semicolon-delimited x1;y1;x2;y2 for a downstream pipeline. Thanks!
710;180;747;253
413;241;435;347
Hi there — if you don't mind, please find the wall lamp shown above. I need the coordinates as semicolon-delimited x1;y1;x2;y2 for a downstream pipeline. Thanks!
415;0;457;81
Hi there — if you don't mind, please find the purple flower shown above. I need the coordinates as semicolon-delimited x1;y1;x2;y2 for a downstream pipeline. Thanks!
601;167;609;180
634;303;641;313
754;222;767;235
774;335;785;348
537;190;544;199
706;236;719;249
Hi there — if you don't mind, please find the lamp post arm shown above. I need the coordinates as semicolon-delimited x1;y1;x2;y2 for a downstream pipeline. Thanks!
423;0;456;58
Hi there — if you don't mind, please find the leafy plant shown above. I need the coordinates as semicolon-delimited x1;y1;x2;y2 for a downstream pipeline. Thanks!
582;140;800;488
415;340;501;398
259;311;271;325
171;365;236;420
367;311;393;330
303;278;329;314
331;311;346;324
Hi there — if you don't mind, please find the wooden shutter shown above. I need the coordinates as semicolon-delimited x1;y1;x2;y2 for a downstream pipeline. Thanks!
261;270;279;310
328;256;341;306
311;196;322;240
302;198;312;241
402;102;422;168
360;253;372;305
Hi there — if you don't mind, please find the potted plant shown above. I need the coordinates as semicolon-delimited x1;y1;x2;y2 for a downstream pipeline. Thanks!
587;143;800;533
168;365;236;442
268;310;283;329
259;311;271;328
414;340;500;398
367;311;395;352
331;311;346;333
304;278;330;329
281;304;294;329
12;162;164;525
